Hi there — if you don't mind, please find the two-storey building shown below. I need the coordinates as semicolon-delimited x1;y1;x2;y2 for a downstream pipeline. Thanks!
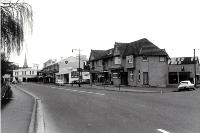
89;38;169;87
42;59;59;83
13;68;38;82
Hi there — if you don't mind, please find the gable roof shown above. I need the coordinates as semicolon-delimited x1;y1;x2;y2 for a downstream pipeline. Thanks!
168;57;199;65
123;38;168;57
89;38;169;61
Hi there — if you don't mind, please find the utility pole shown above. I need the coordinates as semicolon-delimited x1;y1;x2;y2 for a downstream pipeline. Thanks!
194;49;196;87
78;49;81;87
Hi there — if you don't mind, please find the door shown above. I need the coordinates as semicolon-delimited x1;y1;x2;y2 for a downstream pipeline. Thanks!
121;72;128;85
143;72;149;85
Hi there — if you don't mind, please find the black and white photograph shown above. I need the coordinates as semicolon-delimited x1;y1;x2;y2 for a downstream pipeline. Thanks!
1;0;200;133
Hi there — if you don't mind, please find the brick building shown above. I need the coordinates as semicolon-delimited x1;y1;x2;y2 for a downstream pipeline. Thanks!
89;38;169;87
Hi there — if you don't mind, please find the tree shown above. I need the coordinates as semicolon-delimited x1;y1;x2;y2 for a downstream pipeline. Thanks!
1;0;33;55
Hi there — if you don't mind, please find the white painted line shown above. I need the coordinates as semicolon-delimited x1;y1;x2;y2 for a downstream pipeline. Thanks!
79;91;86;93
51;87;56;88
65;89;72;91
51;87;105;96
157;129;170;133
95;93;105;96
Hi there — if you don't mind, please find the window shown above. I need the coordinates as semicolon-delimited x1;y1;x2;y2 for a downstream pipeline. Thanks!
127;55;133;63
32;71;34;75
114;46;119;54
25;71;26;75
159;57;165;62
22;71;24;75
98;60;102;66
30;71;31;75
142;56;148;61
114;57;121;64
130;71;134;81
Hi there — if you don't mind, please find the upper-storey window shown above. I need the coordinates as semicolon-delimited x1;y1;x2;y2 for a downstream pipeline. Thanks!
159;56;165;62
142;56;148;62
98;60;102;66
114;57;121;64
114;46;119;54
127;55;133;63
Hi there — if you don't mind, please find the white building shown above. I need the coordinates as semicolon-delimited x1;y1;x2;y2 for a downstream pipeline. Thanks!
56;56;90;84
13;68;38;82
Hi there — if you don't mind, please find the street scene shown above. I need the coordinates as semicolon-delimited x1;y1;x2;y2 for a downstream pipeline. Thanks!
1;0;200;133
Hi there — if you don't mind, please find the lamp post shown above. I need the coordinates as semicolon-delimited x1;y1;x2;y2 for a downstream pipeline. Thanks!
72;49;81;87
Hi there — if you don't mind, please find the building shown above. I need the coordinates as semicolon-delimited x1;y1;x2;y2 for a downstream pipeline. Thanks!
168;57;200;85
12;54;39;82
89;38;169;87
55;56;90;84
42;60;59;83
13;68;38;82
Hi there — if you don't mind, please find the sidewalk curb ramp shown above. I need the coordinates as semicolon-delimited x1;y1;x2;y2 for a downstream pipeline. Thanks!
15;86;45;133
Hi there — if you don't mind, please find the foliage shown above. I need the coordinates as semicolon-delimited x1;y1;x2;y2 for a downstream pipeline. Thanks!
1;53;19;82
1;1;33;55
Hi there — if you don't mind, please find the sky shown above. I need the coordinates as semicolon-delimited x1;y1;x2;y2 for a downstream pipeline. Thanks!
9;0;200;69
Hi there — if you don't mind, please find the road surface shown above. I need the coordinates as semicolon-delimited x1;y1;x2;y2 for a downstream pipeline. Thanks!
18;83;200;133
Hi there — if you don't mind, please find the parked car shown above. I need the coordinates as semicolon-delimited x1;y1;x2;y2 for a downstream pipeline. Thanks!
178;80;195;91
56;79;64;86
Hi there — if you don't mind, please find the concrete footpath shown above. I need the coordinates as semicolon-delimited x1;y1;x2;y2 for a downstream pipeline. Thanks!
1;85;34;133
1;85;44;133
66;84;178;93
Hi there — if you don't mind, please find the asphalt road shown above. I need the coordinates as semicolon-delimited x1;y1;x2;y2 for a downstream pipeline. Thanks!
18;83;200;133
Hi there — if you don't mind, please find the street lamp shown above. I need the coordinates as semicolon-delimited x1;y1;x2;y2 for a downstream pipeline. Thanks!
72;49;81;87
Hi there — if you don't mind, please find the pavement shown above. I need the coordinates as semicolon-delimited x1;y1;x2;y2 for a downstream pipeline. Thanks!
64;83;179;93
1;85;34;133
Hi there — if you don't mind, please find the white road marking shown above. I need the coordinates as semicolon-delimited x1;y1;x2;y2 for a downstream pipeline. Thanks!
157;129;170;133
51;87;56;88
51;87;105;96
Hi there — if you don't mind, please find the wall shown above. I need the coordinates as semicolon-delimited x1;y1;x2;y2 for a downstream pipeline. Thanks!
128;56;168;87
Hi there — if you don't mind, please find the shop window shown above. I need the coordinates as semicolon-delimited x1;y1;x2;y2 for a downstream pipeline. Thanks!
71;71;79;78
168;72;178;84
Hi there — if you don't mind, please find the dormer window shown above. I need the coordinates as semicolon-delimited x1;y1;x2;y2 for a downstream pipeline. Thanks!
114;57;121;64
127;55;133;63
114;46;119;54
108;50;112;55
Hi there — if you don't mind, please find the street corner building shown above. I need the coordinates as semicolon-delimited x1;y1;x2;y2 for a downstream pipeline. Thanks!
89;38;169;87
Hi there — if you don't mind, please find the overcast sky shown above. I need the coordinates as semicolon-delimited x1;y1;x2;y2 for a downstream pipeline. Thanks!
9;0;200;69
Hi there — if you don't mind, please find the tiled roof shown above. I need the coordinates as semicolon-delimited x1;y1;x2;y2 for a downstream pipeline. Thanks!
89;38;169;61
168;57;199;65
123;38;168;57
